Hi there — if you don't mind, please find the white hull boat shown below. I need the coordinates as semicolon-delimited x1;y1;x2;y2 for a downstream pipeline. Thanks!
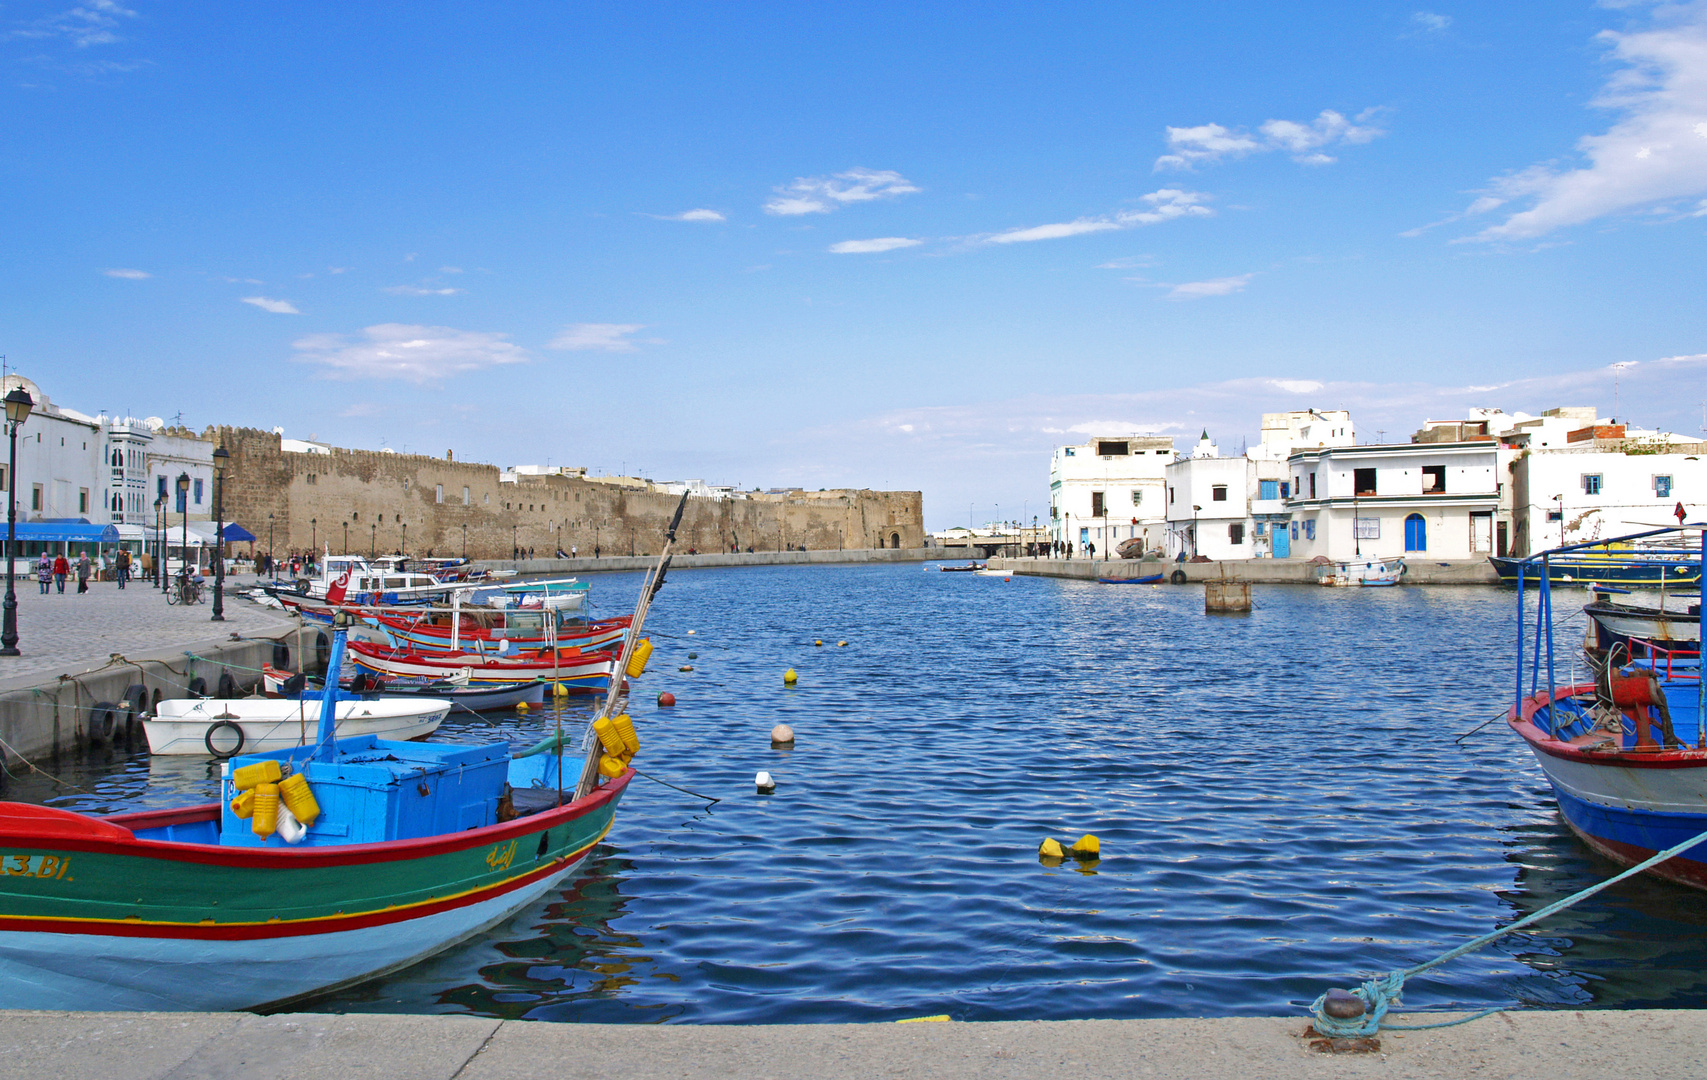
144;698;451;757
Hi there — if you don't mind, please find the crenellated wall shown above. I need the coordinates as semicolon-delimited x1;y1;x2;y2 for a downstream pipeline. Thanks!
213;427;924;559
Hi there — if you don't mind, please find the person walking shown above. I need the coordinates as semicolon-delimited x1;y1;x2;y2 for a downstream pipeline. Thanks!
52;553;69;593
76;552;93;594
36;552;52;594
116;548;131;589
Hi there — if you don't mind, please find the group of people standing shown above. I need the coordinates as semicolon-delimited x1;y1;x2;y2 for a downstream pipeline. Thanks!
33;549;136;594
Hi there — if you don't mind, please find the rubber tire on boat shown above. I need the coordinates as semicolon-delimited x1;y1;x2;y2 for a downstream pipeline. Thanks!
121;683;149;735
1169;569;1188;585
188;676;208;698
204;720;245;759
272;641;291;669
314;631;331;675
217;671;239;700
295;578;311;596
89;701;119;744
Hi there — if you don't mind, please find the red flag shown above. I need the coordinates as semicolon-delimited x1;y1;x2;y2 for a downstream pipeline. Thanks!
325;568;352;605
1677;501;1688;524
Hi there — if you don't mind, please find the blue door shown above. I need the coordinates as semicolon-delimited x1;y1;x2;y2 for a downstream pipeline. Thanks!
1404;513;1427;552
1272;520;1290;558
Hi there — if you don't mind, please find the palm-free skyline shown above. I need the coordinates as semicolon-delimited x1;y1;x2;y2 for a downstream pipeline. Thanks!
5;2;1704;526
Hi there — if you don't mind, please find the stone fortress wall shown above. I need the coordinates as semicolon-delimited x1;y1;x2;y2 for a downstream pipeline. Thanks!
214;427;924;559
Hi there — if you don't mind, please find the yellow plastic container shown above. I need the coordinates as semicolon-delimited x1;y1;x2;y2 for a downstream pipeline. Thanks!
232;759;282;792
251;782;280;839
592;717;626;756
229;789;255;820
625;638;654;677
612;714;640;755
598;754;628;779
278;773;322;827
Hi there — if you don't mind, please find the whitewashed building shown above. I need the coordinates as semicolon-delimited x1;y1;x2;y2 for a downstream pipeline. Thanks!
1048;433;1176;555
1284;440;1503;560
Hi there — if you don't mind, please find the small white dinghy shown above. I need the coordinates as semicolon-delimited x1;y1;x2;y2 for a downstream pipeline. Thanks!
144;697;452;757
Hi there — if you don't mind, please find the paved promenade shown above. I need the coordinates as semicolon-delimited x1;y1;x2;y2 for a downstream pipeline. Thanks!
2;1009;1704;1079
0;574;296;695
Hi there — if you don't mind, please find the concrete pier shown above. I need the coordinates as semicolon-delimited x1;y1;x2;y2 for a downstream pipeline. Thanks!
474;545;952;575
989;555;1501;585
3;1009;1704;1079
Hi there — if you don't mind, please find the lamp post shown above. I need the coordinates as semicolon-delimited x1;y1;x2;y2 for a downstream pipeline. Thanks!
512;524;518;560
210;446;228;621
1192;504;1202;558
342;520;348;554
155;494;168;592
267;511;274;570
370;522;376;559
310;517;316;561
1554;493;1565;548
176;472;190;584
401;521;407;556
1;386;35;656
461;523;467;559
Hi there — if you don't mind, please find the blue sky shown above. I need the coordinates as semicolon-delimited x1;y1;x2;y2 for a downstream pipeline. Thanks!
4;2;1705;528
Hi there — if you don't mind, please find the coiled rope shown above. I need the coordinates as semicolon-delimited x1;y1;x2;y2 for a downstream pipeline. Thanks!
1310;823;1707;1037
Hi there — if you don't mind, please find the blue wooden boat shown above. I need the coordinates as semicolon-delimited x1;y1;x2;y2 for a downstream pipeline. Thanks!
1491;548;1701;587
1504;523;1707;889
1096;573;1164;584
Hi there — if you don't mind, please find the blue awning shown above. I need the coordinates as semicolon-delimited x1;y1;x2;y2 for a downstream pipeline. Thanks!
12;522;121;543
223;523;257;543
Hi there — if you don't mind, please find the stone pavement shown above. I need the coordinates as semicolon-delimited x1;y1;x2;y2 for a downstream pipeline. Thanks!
0;574;298;694
2;1009;1706;1080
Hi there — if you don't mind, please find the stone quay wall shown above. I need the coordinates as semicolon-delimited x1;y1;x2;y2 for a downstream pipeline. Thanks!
214;427;924;560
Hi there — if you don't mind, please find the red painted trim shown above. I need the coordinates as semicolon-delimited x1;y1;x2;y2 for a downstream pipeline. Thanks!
1563;824;1707;890
1508;685;1707;771
2;772;632;864
0;844;591;940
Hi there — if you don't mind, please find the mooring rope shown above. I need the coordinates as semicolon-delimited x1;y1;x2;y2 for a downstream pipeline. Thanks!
1310;823;1707;1037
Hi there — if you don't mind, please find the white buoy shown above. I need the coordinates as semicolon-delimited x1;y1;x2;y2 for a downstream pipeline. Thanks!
771;723;795;746
755;770;776;794
276;803;306;845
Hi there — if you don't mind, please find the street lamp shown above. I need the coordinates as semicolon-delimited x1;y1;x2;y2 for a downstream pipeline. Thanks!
401;521;407;556
267;511;274;572
310;517;316;561
1191;505;1202;558
155;493;168;592
342;520;348;554
210;446;228;621
370;522;376;558
1554;493;1565;548
461;523;467;559
176;472;190;586
1;385;35;655
512;524;519;560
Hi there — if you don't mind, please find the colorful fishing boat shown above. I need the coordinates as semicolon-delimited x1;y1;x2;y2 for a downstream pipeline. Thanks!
1583;585;1701;657
1491;547;1702;587
1505;523;1707;889
345;640;622;692
144;695;450;757
0;494;691;1011
1315;557;1404;587
260;664;547;714
367;609;629;656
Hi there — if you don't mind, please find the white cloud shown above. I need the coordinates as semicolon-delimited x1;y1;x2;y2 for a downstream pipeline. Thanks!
548;323;646;352
657;209;727;222
987;190;1212;244
11;0;136;47
1155;109;1384;169
1412;12;1451;33
439;265;463;274
764;168;921;215
383;285;464;296
1165;273;1254;301
828;236;924;254
1460;9;1707;241
1095;256;1156;269
292;324;528;383
102;267;149;279
241;296;301;314
1268;378;1324;394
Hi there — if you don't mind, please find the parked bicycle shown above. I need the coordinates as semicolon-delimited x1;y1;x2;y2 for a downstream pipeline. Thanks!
166;571;206;606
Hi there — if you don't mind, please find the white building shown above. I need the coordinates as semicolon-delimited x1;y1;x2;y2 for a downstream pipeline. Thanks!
1510;441;1706;553
1285;440;1503;560
1048;433;1175;555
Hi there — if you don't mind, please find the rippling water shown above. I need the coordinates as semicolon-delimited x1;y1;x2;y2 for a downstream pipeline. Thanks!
12;564;1707;1022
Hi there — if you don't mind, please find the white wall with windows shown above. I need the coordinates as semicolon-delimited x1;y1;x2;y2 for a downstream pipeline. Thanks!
1285;442;1502;561
1511;449;1705;552
1048;434;1175;553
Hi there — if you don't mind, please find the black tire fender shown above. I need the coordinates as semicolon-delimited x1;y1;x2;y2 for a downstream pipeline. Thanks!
216;671;239;700
89;701;119;743
188;676;209;698
1169;569;1188;585
314;631;331;675
272;641;291;669
204;720;245;759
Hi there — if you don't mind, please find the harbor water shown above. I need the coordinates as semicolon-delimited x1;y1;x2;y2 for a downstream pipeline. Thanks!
9;564;1706;1023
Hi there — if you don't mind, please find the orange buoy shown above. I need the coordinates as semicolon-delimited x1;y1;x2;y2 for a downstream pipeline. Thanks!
657;691;676;707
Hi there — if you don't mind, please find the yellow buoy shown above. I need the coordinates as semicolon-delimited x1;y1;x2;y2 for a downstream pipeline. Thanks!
1070;834;1100;859
598;754;627;778
838;641;847;647
553;683;570;698
1038;837;1064;859
229;789;256;820
516;701;529;712
626;637;654;677
251;782;280;839
593;717;626;756
613;714;640;755
783;668;798;685
814;639;822;647
278;773;322;827
232;759;281;792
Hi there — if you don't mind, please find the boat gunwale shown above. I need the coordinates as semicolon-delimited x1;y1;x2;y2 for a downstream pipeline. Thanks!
1509;684;1707;771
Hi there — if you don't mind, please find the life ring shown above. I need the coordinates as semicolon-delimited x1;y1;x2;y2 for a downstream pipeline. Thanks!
216;671;239;700
272;641;291;669
1169;569;1188;585
204;720;245;758
188;676;209;697
89;701;119;743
